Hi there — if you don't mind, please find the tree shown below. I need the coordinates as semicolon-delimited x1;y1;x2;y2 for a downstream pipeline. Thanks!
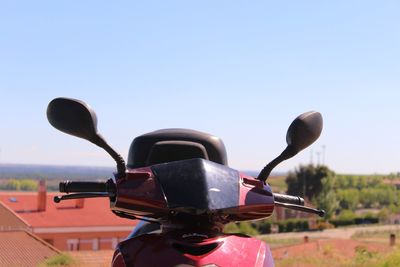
286;164;334;200
337;189;359;210
20;179;38;191
3;179;20;190
314;174;339;219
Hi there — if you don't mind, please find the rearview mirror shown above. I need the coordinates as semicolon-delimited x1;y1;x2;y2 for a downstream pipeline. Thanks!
47;97;99;143
257;111;323;182
286;111;323;154
47;97;126;178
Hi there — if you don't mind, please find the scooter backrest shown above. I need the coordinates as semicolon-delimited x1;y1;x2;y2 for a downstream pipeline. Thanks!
127;128;228;168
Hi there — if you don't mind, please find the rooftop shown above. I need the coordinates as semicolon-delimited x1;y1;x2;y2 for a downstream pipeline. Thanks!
0;192;137;228
0;230;60;267
0;201;30;230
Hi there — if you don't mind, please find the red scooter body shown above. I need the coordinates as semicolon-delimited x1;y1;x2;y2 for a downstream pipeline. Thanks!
110;159;275;267
47;98;324;267
112;232;273;267
112;164;275;221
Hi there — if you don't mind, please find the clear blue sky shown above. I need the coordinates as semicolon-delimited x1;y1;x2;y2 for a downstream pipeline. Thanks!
1;1;400;174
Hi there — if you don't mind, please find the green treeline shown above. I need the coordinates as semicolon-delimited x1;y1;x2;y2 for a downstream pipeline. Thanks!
335;175;398;210
225;165;400;235
286;165;400;218
0;178;60;191
0;179;38;191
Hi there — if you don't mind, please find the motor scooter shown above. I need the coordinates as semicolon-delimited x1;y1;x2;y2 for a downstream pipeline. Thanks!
47;97;325;267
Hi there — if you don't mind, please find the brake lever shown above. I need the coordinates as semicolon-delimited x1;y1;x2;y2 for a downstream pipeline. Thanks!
54;192;111;203
275;201;325;217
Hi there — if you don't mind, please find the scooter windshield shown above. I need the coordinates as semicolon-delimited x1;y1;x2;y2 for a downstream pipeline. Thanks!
151;158;239;213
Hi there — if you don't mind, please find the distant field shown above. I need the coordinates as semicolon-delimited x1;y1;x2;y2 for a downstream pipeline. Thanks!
353;228;400;244
241;170;288;192
260;236;303;249
273;239;400;267
262;224;400;266
266;175;287;192
0;164;114;180
0;164;116;191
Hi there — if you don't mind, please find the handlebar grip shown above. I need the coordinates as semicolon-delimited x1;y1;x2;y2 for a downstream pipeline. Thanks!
59;180;111;193
273;193;304;206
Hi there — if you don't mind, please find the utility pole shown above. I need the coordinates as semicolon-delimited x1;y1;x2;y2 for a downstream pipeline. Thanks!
316;151;321;166
303;171;306;198
322;145;326;165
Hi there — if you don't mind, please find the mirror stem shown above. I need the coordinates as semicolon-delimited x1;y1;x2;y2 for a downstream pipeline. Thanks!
94;135;126;179
257;146;297;183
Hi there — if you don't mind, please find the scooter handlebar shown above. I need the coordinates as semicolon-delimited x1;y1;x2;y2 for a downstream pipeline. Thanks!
273;193;304;206
59;179;115;194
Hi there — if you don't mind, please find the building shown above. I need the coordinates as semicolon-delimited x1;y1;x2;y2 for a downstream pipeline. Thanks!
0;181;137;251
0;230;60;267
0;200;30;231
0;201;61;266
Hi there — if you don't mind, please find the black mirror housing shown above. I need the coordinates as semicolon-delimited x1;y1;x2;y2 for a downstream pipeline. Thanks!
257;111;323;182
286;111;323;154
47;97;99;143
47;97;126;179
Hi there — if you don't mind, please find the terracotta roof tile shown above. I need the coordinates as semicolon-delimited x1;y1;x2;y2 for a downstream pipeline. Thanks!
0;201;30;230
0;192;137;228
0;230;59;267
